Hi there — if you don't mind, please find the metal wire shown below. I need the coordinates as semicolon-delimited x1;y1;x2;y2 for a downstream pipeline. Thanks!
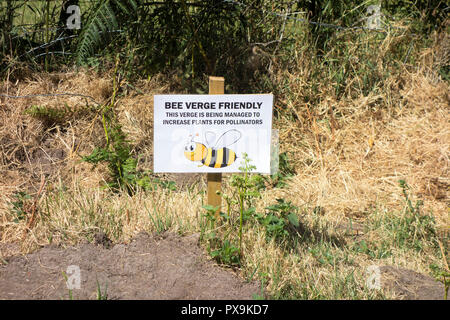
0;93;100;105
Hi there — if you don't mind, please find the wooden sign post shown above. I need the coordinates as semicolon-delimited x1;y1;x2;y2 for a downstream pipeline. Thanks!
153;81;273;219
208;76;224;217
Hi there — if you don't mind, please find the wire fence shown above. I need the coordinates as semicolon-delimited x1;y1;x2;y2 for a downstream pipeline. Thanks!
0;92;101;105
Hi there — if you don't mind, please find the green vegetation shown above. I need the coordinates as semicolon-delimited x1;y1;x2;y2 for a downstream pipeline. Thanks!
3;1;447;88
363;180;439;254
9;191;32;223
79;57;176;194
256;199;300;242
61;271;74;300
96;280;108;300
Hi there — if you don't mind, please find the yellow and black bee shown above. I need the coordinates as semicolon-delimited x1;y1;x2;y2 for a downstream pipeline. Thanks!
184;129;242;168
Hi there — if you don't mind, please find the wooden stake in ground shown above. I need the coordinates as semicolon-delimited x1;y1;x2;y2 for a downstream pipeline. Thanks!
207;76;224;218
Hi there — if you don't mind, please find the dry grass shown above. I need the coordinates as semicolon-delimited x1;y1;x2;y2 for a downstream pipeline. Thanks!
274;31;449;230
278;73;449;228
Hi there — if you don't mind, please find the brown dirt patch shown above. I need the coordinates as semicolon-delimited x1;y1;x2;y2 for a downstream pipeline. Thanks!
0;232;261;300
380;266;446;300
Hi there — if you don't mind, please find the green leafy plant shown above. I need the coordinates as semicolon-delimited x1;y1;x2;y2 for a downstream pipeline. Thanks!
430;264;450;300
202;154;298;265
76;0;137;65
201;204;240;267
82;122;138;194
230;153;261;258
135;175;176;192
96;280;108;300
24;104;69;123
200;204;218;241
82;57;175;194
24;103;97;127
256;198;300;242
209;238;240;267
365;181;438;251
200;154;261;266
351;239;392;259
387;180;438;250
9;191;31;223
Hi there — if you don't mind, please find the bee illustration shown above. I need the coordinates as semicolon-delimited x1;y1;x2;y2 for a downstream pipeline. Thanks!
184;129;242;168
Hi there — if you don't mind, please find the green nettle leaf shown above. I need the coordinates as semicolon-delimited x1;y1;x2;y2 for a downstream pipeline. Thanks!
287;213;299;227
243;207;256;222
202;205;219;213
210;250;220;258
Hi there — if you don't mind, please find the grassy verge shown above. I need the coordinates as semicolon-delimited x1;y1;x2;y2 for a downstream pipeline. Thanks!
0;10;448;300
2;160;447;299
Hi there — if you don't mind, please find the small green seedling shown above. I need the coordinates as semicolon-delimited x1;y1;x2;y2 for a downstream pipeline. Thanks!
61;271;73;300
96;280;108;300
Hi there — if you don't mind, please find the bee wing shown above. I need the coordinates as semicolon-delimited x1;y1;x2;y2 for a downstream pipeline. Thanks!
214;129;242;149
204;131;216;147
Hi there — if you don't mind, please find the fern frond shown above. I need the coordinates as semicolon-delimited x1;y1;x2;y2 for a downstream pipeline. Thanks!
76;0;137;65
112;0;137;16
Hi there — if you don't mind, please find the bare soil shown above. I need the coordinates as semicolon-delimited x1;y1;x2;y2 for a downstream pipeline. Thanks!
0;232;261;300
0;232;447;300
380;266;446;300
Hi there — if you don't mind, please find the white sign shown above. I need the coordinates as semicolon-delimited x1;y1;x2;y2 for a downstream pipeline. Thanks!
153;94;273;173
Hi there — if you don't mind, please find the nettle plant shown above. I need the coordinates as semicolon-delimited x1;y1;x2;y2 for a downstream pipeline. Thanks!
256;198;300;243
